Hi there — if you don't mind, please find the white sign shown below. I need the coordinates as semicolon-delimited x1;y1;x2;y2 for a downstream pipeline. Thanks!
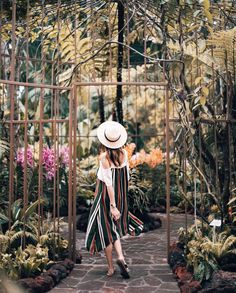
210;219;222;227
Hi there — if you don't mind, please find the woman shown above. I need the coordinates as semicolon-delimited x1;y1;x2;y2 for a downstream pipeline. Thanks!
85;121;143;279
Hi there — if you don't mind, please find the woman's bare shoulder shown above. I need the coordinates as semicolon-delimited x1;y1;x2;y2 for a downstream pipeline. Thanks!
99;152;110;169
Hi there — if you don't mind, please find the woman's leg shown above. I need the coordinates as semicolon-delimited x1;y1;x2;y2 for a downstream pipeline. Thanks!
114;239;130;278
113;238;125;261
104;243;114;274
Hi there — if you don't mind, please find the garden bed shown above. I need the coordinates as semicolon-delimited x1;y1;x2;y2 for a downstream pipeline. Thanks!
18;258;75;293
169;242;236;293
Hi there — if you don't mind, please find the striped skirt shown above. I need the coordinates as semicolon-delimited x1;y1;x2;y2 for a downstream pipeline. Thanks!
85;167;143;254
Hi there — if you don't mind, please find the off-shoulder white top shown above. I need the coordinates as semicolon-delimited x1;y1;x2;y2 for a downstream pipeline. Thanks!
97;150;130;186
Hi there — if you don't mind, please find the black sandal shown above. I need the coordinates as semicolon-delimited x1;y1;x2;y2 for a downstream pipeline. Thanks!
116;259;130;279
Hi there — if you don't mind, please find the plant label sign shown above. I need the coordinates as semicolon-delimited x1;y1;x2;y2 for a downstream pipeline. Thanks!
210;219;222;227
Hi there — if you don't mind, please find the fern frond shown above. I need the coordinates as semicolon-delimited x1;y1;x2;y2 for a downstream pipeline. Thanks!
0;234;9;242
221;235;236;254
0;140;9;156
10;231;37;248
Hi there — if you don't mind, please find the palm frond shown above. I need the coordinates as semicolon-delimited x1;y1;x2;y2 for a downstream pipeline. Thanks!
0;212;9;224
0;140;10;157
23;199;45;221
12;199;23;221
10;231;37;247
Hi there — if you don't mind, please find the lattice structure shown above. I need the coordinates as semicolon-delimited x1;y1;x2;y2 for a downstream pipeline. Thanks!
0;0;236;262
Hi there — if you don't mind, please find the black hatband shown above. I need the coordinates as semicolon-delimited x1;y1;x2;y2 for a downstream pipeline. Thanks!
104;130;121;142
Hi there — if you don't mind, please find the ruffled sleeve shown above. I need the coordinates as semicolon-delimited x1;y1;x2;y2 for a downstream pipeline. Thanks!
124;150;130;181
100;165;113;186
97;156;113;186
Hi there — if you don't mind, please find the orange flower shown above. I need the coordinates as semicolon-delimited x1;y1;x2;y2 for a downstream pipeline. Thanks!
124;143;136;161
125;143;163;169
147;149;163;168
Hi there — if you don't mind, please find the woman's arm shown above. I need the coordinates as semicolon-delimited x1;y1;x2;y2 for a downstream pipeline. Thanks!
101;155;120;221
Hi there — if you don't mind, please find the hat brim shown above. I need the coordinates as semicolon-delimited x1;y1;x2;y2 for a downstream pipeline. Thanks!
97;121;127;149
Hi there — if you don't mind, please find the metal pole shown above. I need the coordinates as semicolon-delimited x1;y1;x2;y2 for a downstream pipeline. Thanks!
8;0;16;229
72;85;77;261
165;86;171;257
68;89;73;259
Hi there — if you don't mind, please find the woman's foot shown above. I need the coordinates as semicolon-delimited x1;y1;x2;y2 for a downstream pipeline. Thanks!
107;267;115;277
116;259;130;279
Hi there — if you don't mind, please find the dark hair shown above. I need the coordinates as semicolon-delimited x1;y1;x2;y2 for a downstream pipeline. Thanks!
105;147;124;167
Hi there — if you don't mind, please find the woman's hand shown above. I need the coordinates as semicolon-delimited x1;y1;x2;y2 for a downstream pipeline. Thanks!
111;207;120;221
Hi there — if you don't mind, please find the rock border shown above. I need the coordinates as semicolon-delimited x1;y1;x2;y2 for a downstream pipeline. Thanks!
168;242;202;292
169;242;236;293
17;257;81;293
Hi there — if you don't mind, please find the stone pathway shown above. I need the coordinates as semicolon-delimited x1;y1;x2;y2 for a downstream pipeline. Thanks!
50;214;193;293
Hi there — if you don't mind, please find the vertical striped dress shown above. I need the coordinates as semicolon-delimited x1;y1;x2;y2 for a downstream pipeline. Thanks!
85;152;143;254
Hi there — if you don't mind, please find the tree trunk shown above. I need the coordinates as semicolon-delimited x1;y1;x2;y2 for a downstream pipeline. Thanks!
115;0;124;124
98;95;105;123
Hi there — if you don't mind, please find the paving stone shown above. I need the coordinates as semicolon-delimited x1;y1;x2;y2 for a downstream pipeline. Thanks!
149;269;173;274
69;269;88;278
131;258;154;264
76;280;105;290
125;286;157;293
159;282;180;290
56;280;76;289
155;274;177;282
49;289;78;293
128;277;146;287
103;288;125;293
50;214;192;293
128;269;150;279
104;281;127;289
77;291;104;293
154;288;180;293
62;277;80;287
143;276;162;286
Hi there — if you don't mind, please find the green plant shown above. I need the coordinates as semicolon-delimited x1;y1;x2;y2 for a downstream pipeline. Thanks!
76;168;97;200
128;168;149;214
201;232;236;264
0;198;41;229
0;244;51;279
0;199;45;250
186;235;218;283
0;139;9;158
0;212;69;278
228;188;236;223
39;216;69;260
0;199;69;261
0;253;19;280
178;220;212;245
134;163;182;210
179;222;236;283
15;244;51;278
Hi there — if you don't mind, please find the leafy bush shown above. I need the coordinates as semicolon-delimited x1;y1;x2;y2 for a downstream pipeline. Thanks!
178;223;236;283
128;163;182;212
128;168;149;214
186;235;218;282
0;244;51;279
0;200;69;279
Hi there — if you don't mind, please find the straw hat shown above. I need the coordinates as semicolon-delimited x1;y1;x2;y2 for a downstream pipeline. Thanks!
97;121;127;149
